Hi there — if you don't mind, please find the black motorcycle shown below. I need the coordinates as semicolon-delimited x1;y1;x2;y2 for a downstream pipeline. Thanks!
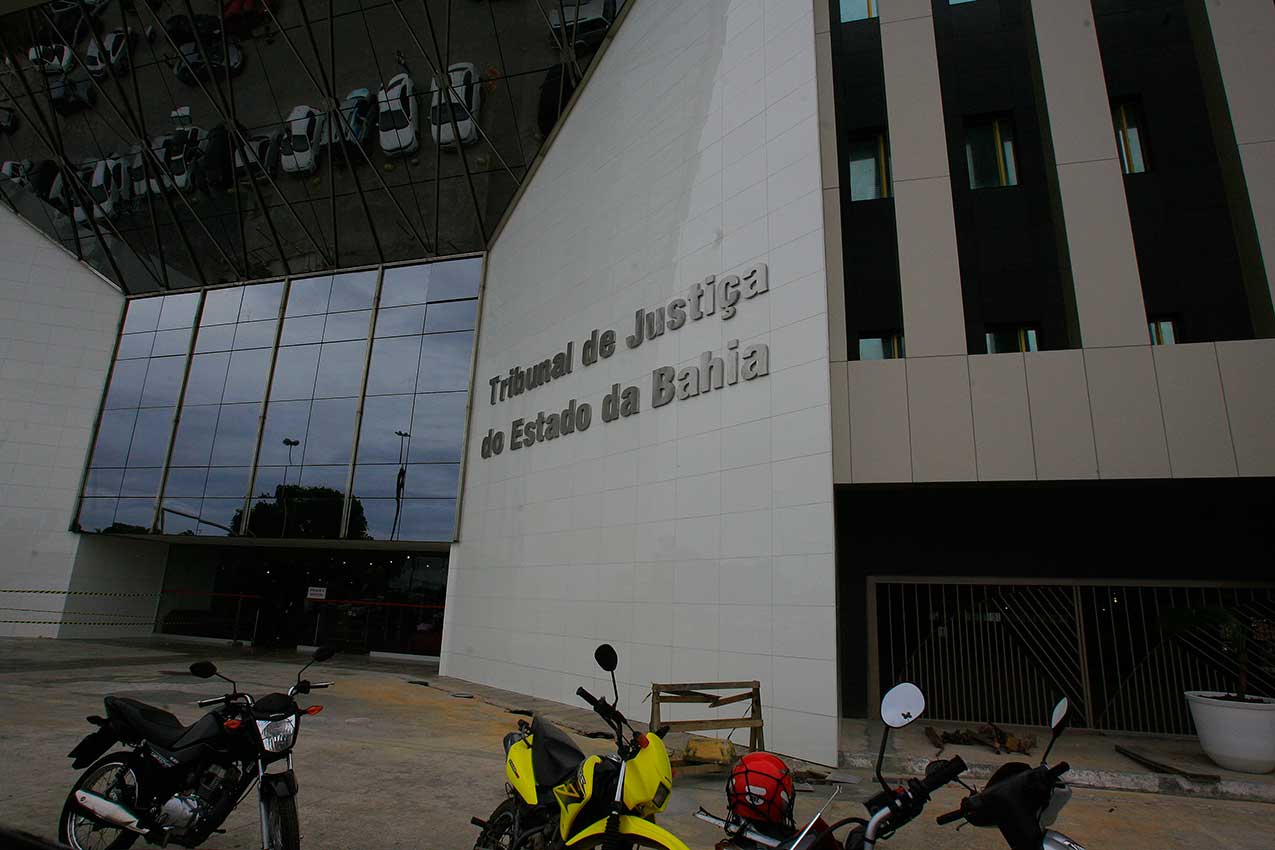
58;646;335;850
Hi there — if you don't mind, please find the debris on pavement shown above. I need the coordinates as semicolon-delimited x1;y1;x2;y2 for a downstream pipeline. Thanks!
926;723;1037;755
1114;745;1220;783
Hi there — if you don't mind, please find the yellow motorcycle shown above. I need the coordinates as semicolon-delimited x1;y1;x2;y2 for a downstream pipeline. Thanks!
472;644;688;850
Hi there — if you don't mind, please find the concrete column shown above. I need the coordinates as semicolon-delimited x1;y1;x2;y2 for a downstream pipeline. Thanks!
1198;0;1275;334
1029;0;1150;348
879;6;967;357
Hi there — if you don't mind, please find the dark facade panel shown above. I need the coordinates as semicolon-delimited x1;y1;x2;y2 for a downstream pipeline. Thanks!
932;0;1070;353
828;11;904;356
1091;0;1255;342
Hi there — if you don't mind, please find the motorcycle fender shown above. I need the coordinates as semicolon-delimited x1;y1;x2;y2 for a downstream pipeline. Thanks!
259;770;299;800
565;815;691;850
69;726;118;769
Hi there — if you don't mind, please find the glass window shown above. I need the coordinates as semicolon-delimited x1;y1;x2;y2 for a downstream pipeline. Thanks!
1148;318;1177;345
375;305;427;337
239;282;283;322
1113;100;1149;175
985;327;1039;354
966;115;1018;189
417;332;474;392
840;0;877;22
424;300;478;333
327;270;378;312
848;132;891;201
858;332;905;360
950;0;978;4
82;258;478;543
367;336;425;396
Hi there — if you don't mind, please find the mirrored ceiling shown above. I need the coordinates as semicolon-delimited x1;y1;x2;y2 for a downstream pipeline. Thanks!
0;0;622;293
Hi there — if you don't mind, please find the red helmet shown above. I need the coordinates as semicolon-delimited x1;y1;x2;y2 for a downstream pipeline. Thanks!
726;752;795;827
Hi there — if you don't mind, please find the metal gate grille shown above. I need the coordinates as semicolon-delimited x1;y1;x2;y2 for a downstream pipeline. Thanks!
868;579;1275;735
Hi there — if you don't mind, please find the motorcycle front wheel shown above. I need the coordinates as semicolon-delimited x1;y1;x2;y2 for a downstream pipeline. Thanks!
58;753;140;850
473;798;520;850
264;795;301;850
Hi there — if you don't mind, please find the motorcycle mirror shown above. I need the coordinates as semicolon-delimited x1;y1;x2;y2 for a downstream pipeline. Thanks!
880;682;925;729
1050;696;1070;735
313;645;336;663
594;643;618;673
1042;696;1070;765
189;661;217;679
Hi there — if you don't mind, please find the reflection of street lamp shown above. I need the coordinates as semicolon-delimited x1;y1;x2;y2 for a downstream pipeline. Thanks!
392;430;410;541
281;437;300;537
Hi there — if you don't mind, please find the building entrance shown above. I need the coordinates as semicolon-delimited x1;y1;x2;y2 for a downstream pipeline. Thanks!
156;545;448;656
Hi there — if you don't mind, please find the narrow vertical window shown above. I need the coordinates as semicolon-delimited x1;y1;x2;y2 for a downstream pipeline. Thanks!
1148;318;1177;345
858;331;905;360
985;326;1039;354
848;130;891;201
965;115;1019;189
1112;99;1149;175
840;0;877;23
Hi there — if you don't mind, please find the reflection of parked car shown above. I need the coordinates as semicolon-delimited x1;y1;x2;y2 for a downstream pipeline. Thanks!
280;105;326;174
235;129;282;182
429;62;481;147
1;160;32;188
45;2;105;47
28;45;75;74
0;107;17;135
57;160;97;224
377;72;419;156
174;39;243;85
128;136;171;197
548;0;623;50
78;157;131;226
48;76;96;115
332;88;373;150
537;63;577;139
85;28;136;79
165;125;206;191
27;161;64;214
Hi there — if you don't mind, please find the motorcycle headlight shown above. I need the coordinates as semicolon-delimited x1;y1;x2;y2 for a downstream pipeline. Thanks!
255;716;298;753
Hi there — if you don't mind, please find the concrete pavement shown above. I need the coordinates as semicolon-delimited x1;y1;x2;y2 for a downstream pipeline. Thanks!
1;637;1272;849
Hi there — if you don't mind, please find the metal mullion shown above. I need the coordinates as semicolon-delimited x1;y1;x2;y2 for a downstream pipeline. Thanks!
150;291;207;533
116;0;209;289
328;0;339;267
239;279;293;536
484;0;529;173
409;0;489;242
140;2;328;272
316;0;434;255
340;267;387;539
61;1;173;290
344;0;438;256
0;39;129;286
992;119;1007;187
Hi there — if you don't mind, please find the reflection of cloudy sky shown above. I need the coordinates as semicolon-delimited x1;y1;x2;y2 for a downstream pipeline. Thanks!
79;258;478;541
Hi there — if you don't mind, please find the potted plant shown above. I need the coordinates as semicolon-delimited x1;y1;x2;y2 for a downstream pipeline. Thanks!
1165;607;1275;774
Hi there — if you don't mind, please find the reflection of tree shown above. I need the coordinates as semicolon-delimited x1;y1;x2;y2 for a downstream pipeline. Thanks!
99;522;151;535
232;485;368;539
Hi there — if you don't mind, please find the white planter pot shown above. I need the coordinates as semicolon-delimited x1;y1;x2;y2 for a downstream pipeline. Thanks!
1185;691;1275;774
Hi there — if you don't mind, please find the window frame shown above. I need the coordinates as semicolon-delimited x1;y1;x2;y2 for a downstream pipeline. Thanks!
847;129;892;202
965;114;1019;190
1112;99;1150;175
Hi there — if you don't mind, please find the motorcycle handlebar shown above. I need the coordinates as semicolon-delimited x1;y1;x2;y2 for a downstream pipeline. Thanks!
1047;761;1070;781
935;809;964;826
920;755;967;794
576;686;600;707
197;696;226;707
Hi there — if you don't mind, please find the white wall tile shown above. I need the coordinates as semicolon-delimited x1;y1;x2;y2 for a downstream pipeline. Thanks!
446;0;833;764
1216;339;1275;476
1153;344;1238;478
1085;347;1171;479
848;360;911;483
969;354;1036;481
907;356;977;482
1024;350;1098;480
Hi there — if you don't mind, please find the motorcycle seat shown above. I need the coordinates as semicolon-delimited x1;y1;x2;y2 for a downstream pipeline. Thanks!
105;696;220;750
531;715;584;787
